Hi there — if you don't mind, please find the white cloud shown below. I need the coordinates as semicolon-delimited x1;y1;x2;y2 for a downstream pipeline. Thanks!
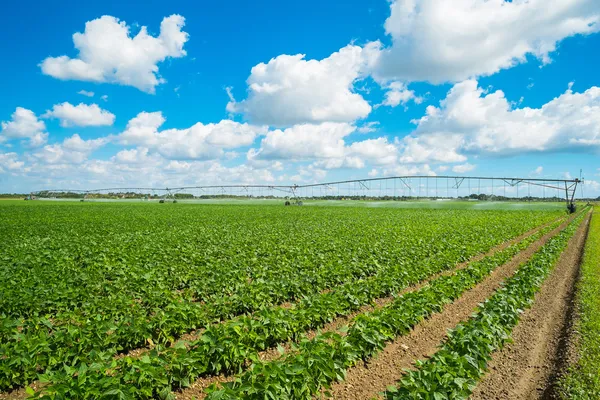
32;134;107;164
1;107;48;146
286;164;328;183
399;80;600;163
348;137;398;166
249;122;355;161
227;43;380;126
373;0;600;83
382;163;436;177
78;90;95;97
313;156;365;170
112;147;156;164
40;15;189;93
0;152;24;173
43;102;115;127
381;81;423;107
118;112;165;145
357;121;380;133
62;133;107;152
101;95;108;102
399;133;467;164
118;112;268;160
249;122;402;171
452;163;476;173
532;166;544;175
17;153;283;191
585;179;600;194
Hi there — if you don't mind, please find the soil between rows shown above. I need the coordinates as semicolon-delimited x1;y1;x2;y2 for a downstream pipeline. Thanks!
0;216;566;400
470;210;591;400
176;219;571;400
325;213;580;400
173;217;568;400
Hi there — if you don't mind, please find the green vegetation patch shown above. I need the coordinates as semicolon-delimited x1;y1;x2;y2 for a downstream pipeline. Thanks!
0;202;563;395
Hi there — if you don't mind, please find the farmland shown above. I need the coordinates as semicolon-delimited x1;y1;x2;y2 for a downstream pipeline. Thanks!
0;200;593;399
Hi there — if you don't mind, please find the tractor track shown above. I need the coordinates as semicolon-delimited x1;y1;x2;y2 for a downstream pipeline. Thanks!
470;210;591;400
324;213;580;400
175;216;568;400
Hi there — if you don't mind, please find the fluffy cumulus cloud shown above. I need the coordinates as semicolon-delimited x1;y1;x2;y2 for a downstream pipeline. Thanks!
118;112;268;160
227;43;380;126
40;15;188;93
77;90;94;97
248;122;401;172
16;155;279;191
312;137;401;170
0;107;48;146
398;80;600;163
381;82;423;107
0;152;25;173
32;134;107;164
112;147;157;165
382;163;436;177
452;163;476;173
248;122;355;161
399;134;467;164
347;137;398;166
43;102;115;127
373;0;600;83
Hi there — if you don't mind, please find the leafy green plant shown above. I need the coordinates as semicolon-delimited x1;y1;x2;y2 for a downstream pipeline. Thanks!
383;210;588;400
1;204;560;392
202;215;576;400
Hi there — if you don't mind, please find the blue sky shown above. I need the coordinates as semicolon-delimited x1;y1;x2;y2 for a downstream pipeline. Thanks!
0;0;599;196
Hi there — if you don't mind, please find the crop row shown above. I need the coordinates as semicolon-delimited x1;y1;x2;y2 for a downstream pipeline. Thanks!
383;209;588;399
3;206;519;319
1;207;540;341
199;214;577;400
1;208;557;391
30;214;567;398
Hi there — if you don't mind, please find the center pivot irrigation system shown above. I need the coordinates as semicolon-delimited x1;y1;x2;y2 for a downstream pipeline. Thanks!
31;175;583;212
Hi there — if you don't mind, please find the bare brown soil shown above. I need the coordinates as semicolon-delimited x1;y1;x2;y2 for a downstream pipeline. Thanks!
0;216;565;400
325;214;578;400
176;217;569;400
470;211;590;400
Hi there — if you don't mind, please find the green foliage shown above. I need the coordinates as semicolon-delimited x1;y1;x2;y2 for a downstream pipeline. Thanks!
383;210;588;400
203;217;571;400
559;211;600;399
0;202;562;396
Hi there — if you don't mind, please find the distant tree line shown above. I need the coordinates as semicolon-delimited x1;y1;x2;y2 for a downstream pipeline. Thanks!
7;191;600;202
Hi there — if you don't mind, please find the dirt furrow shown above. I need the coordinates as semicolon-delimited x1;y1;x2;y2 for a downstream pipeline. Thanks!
470;211;591;400
135;214;568;362
325;214;578;400
175;217;568;400
0;217;564;400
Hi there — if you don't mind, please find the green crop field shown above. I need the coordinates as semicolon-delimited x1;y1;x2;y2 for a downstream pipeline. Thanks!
0;201;592;399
